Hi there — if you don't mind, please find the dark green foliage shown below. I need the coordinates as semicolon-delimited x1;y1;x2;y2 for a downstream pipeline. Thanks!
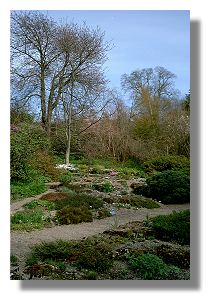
25;255;39;266
76;241;113;272
10;255;18;265
83;270;98;280
151;210;190;245
155;244;190;269
56;205;93;224
54;192;104;210
59;172;73;184
143;169;190;204
27;239;114;273
143;155;190;173
128;253;181;280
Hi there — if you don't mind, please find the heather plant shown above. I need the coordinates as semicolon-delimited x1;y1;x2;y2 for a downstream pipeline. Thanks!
56;205;93;224
76;241;114;272
53;192;104;210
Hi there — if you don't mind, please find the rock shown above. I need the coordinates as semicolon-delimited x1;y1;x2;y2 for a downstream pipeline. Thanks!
55;164;78;171
130;179;147;194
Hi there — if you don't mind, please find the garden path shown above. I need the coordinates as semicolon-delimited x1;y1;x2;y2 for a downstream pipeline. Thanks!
11;190;190;272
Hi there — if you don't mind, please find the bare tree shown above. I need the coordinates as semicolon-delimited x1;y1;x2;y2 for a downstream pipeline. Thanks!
121;66;178;116
11;11;111;135
61;85;116;164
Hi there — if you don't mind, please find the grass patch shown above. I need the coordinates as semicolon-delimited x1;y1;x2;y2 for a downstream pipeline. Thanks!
11;210;48;231
23;199;55;210
11;179;46;201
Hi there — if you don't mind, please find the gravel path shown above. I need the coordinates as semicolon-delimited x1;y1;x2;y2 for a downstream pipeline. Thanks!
11;200;190;270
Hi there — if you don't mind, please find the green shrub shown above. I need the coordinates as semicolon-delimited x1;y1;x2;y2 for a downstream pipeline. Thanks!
10;255;18;266
129;196;160;209
83;270;98;280
27;239;114;273
92;181;113;193
30;240;77;261
10;124;50;182
25;255;39;266
143;155;190;173
54;192;103;210
59;172;73;184
56;205;93;224
151;210;190;245
143;169;190;204
31;150;60;181
128;253;181;280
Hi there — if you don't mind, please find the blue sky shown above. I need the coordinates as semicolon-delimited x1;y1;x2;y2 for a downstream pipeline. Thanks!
45;10;190;97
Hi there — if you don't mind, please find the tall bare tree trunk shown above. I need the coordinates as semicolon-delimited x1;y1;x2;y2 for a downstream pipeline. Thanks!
65;84;73;164
40;67;47;129
65;122;71;165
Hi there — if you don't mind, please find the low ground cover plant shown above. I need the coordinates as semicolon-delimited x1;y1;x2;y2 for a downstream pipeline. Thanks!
127;253;182;280
110;195;160;209
24;199;55;210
